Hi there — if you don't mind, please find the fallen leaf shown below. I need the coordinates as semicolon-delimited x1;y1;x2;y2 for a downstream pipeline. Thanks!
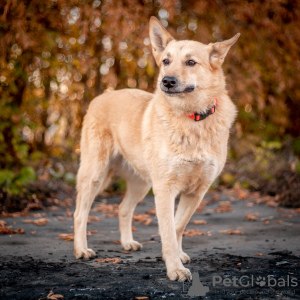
183;229;206;237
0;227;25;234
233;183;249;199
120;250;131;254
141;241;156;245
87;230;97;235
39;290;64;299
132;226;137;232
30;213;47;218
245;212;259;221
0;220;8;227
57;217;72;222
58;233;74;241
274;220;293;226
192;220;207;225
208;194;220;202
112;240;121;244
219;228;243;235
88;216;102;223
237;263;242;266
145;208;156;215
278;214;293;219
23;218;49;226
133;213;152;225
261;216;274;221
92;202;118;218
31;231;37;235
214;201;233;213
94;258;120;264
131;297;149;300
48;206;59;211
65;209;73;217
255;253;264;256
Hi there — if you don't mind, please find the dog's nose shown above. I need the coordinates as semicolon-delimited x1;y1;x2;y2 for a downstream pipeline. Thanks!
162;76;178;89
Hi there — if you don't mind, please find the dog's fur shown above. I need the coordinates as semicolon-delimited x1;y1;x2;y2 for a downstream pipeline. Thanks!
74;17;239;281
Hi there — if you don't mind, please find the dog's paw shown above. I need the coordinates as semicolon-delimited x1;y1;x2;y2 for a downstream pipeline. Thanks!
167;266;192;282
179;251;191;264
121;240;143;251
74;248;96;259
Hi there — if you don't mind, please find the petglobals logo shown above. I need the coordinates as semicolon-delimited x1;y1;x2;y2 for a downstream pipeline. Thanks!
213;275;298;288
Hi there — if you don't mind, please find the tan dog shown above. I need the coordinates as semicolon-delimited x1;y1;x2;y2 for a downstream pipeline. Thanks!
74;17;239;281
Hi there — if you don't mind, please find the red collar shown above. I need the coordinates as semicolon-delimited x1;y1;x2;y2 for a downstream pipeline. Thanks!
185;98;217;121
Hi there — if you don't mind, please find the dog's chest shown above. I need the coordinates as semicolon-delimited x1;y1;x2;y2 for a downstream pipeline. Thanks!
157;127;227;186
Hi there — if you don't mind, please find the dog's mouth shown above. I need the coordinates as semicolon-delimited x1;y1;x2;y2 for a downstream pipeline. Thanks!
161;84;195;95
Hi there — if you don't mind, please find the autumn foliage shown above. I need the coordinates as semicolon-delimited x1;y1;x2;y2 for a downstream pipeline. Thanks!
0;0;300;203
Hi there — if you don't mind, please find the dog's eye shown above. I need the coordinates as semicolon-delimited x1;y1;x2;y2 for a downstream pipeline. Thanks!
186;60;196;66
162;59;170;66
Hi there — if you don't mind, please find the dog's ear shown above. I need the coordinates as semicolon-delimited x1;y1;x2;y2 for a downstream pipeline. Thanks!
149;16;174;64
209;33;240;69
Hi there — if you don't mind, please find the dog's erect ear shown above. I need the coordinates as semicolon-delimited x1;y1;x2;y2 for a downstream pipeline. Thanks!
209;33;240;69
149;16;174;64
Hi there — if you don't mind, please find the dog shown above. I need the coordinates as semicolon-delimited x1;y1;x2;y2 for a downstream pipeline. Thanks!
74;16;240;281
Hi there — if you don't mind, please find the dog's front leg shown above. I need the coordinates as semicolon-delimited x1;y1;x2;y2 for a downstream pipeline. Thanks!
154;189;192;281
174;188;208;264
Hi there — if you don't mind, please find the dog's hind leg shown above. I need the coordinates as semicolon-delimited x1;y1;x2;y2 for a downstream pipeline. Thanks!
174;187;209;264
118;175;150;251
74;125;112;259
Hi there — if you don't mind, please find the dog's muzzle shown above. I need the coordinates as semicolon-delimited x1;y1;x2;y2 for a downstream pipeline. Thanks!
161;76;194;95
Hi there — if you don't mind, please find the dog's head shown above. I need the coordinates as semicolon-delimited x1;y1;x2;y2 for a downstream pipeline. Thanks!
149;17;240;113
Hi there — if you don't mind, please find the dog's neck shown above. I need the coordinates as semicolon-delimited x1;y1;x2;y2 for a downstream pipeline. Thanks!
184;99;217;122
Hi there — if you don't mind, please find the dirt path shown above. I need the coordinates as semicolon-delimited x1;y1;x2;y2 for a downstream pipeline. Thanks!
1;192;300;299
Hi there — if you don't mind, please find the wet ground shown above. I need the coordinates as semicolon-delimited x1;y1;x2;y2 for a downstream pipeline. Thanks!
1;191;300;299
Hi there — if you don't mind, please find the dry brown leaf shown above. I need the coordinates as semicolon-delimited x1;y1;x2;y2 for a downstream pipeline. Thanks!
278;214;293;219
133;213;152;225
245;212;259;221
58;230;97;241
183;229;206;237
65;209;73;217
41;290;64;299
274;220;293;226
141;241;156;245
192;220;207;225
237;263;242;266
57;216;72;222
0;220;8;227
94;258;120;264
23;218;49;226
120;250;131;254
0;211;28;218
87;230;97;236
30;213;46;218
255;253;264;256
208;194;220;202
132;226;137;232
0;227;25;234
219;228;243;235
48;206;59;211
58;233;74;241
92;202;118;218
145;208;156;215
88;216;102;223
214;201;233;213
131;297;149;300
233;183;249;199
